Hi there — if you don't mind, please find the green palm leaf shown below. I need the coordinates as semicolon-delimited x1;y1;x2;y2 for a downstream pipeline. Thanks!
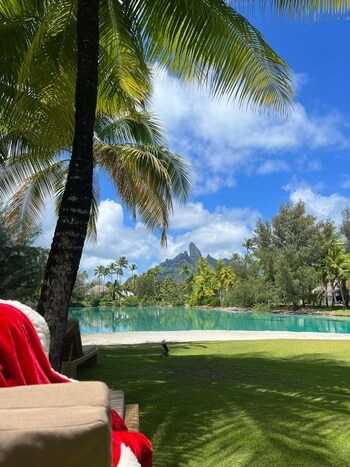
0;154;67;239
96;143;190;244
1;110;191;245
246;0;350;18
128;0;293;113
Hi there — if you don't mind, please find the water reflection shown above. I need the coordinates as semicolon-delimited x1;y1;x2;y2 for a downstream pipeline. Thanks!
68;306;350;335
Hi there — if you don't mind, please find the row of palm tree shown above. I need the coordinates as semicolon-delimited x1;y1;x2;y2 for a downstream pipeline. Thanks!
190;258;235;306
2;1;349;368
94;258;137;288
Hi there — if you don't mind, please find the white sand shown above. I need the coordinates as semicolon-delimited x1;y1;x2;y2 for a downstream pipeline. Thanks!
82;330;350;346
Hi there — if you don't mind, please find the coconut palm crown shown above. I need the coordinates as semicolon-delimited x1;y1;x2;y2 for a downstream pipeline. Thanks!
0;111;191;246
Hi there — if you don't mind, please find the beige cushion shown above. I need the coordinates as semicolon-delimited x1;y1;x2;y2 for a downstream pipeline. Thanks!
0;382;112;467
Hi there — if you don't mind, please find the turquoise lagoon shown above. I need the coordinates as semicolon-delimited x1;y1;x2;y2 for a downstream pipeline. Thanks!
68;306;350;335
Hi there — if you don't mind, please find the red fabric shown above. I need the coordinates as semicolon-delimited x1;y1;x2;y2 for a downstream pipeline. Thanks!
0;304;69;386
112;431;153;467
110;412;152;467
0;303;152;467
111;409;128;431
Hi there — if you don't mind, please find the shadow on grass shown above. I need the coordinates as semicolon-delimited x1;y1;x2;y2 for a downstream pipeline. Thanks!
79;342;350;467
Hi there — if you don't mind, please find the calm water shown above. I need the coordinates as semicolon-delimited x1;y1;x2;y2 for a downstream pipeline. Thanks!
68;306;350;334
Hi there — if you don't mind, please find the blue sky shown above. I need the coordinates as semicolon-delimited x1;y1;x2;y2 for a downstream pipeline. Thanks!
40;10;350;278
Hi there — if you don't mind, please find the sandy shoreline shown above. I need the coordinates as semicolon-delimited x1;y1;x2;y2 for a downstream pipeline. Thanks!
82;330;350;346
199;306;350;316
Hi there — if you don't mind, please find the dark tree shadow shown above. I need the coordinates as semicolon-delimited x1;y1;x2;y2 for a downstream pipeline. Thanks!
79;342;350;467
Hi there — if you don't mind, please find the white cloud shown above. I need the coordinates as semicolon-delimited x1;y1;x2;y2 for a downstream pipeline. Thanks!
36;199;162;276
170;201;213;230
36;201;57;249
36;199;259;276
84;200;260;273
80;199;161;273
165;202;260;260
284;182;350;223
341;179;350;189
293;72;309;92
151;72;348;194
296;155;323;172
257;159;290;175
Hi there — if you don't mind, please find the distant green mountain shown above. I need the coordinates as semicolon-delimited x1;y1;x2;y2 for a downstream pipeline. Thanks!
158;242;230;281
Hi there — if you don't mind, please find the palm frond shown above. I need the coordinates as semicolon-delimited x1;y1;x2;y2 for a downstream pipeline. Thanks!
98;0;152;112
95;111;165;146
1;0;153;154
128;0;293;114
0;153;68;239
1;118;189;245
235;0;350;19
86;173;100;243
96;142;191;244
0;1;77;144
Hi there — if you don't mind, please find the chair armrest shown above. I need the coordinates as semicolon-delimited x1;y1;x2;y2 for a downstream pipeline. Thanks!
0;382;112;467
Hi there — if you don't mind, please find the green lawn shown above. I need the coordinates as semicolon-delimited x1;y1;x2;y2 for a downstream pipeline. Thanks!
79;340;350;467
319;309;350;316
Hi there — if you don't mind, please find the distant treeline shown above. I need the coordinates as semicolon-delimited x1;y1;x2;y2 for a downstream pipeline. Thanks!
84;201;350;310
3;201;350;310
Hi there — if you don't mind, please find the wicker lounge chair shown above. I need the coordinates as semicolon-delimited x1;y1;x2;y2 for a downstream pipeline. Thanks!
61;318;98;378
61;320;140;430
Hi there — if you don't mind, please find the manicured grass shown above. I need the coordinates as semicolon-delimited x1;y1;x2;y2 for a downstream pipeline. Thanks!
319;309;350;316
79;340;350;467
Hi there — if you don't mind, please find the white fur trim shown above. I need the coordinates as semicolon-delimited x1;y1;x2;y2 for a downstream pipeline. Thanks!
0;299;77;382
117;443;141;467
0;299;50;356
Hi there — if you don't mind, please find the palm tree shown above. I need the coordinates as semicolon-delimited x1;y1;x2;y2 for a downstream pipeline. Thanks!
106;261;123;286
100;266;109;290
106;263;115;283
116;256;128;284
178;263;194;302
117;256;128;269
94;266;104;293
108;279;122;302
217;265;235;304
190;258;218;305
192;268;217;305
179;263;191;278
94;266;102;283
242;238;255;256
128;263;138;292
129;263;137;277
115;266;124;285
2;0;348;368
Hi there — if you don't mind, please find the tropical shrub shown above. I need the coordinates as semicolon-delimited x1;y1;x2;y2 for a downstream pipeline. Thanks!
89;294;101;307
123;296;139;307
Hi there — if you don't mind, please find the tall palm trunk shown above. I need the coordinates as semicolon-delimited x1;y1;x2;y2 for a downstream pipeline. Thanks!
37;0;99;370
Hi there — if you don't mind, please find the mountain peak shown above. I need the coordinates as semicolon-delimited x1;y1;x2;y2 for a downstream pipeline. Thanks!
158;243;229;281
189;242;202;261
